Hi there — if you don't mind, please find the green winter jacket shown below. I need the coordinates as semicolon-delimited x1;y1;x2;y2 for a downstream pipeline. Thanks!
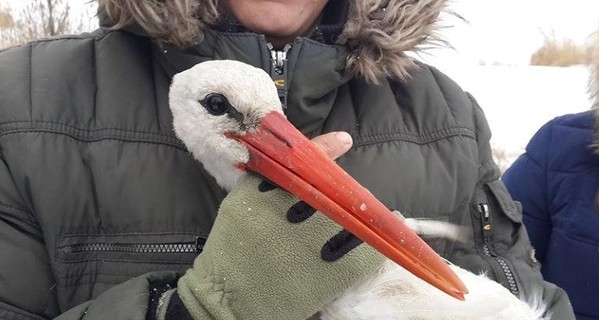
0;1;573;319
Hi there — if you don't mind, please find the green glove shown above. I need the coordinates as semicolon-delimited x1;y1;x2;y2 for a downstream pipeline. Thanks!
172;174;385;320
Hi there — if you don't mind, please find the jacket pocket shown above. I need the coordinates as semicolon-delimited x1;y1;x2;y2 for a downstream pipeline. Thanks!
55;234;206;263
55;233;205;263
53;232;205;309
486;180;522;223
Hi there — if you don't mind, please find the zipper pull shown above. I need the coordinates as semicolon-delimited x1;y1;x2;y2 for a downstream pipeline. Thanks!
267;43;291;110
478;203;493;241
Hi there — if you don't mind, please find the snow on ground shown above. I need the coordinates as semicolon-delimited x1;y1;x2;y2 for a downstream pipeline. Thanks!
430;64;593;169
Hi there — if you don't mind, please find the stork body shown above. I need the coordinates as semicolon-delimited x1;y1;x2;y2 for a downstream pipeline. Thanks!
169;60;546;319
321;260;546;320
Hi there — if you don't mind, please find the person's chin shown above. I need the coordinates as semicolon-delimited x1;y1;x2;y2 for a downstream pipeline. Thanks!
250;23;313;46
248;22;304;37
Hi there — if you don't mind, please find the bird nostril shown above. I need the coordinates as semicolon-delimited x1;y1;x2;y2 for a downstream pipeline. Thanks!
241;120;261;132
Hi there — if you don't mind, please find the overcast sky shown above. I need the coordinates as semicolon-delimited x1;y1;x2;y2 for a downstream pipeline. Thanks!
2;0;598;66
431;0;599;66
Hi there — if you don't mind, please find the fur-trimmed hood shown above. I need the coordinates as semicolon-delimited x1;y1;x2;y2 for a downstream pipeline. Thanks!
98;0;449;83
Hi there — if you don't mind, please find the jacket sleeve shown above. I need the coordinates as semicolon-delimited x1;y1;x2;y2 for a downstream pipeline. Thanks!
463;94;574;320
502;121;553;262
0;155;58;320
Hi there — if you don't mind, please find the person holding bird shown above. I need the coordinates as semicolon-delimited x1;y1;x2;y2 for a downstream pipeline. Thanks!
0;0;574;319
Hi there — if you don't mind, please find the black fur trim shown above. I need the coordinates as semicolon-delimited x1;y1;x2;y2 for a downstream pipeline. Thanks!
310;0;350;44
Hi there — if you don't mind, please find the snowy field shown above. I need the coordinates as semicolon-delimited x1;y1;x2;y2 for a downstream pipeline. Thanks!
432;64;594;169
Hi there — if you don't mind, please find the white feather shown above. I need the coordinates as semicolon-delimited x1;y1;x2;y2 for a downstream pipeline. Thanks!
394;210;468;243
320;218;547;320
320;260;547;320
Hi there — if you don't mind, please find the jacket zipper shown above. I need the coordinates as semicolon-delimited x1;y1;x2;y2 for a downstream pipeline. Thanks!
59;236;205;254
267;43;291;110
477;203;520;297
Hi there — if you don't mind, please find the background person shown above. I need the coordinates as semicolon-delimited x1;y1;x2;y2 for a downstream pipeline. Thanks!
503;32;599;320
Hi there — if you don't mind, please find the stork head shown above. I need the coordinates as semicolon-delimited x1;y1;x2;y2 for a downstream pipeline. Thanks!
169;60;468;300
169;60;282;190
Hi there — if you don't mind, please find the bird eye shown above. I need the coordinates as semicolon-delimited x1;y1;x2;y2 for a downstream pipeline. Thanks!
200;93;231;116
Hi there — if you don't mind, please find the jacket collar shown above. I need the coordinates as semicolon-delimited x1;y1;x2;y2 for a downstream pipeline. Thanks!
153;27;351;137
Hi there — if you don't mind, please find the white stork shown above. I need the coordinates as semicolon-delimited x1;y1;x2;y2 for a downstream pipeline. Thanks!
168;60;547;320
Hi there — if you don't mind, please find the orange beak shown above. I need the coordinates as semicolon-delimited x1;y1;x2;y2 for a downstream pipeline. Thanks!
230;111;467;300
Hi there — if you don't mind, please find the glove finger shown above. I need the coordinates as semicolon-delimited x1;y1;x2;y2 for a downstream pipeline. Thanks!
321;229;363;262
258;178;317;224
258;179;278;192
259;176;362;262
287;201;317;223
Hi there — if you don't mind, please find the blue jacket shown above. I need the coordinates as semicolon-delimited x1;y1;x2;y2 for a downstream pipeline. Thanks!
503;110;599;320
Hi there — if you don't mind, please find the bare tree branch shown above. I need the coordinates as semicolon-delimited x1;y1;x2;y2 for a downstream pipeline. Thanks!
0;0;96;49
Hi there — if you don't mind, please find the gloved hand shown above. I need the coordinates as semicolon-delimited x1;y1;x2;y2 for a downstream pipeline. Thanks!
169;174;386;320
